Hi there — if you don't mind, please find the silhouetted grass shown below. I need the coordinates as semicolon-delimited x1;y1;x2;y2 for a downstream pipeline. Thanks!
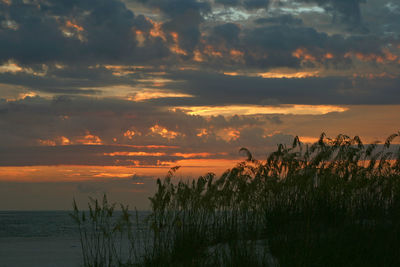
72;132;400;266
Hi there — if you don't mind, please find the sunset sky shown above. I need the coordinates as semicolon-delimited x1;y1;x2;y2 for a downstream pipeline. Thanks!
1;0;399;209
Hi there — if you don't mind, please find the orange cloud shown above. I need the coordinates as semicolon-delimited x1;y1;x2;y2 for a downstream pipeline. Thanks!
352;72;396;79
38;136;70;146
104;152;166;157
39;133;102;146
230;49;244;57
75;132;103;145
123;129;136;140
193;50;204;62
0;60;23;73
66;20;84;32
383;49;398;62
204;45;223;57
169;32;188;56
148;19;166;41
229;49;244;62
150;124;179;139
127;89;194;102
345;50;398;64
298;136;320;143
258;70;319;79
216;128;240;142
196;128;209;137
292;48;316;62
172;152;214;158
135;30;146;46
324;53;334;59
174;105;348;116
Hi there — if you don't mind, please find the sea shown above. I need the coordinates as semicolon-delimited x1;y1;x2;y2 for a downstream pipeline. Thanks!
0;211;149;267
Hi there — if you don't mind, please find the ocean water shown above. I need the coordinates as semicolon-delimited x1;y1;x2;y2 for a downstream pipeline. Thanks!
0;211;149;267
0;211;79;238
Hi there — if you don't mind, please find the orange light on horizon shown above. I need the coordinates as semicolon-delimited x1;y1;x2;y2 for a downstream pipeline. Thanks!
0;159;240;182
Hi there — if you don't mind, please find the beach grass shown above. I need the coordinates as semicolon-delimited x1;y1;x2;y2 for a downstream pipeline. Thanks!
72;132;400;266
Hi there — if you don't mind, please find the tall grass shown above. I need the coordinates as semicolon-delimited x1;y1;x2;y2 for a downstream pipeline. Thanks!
72;132;400;266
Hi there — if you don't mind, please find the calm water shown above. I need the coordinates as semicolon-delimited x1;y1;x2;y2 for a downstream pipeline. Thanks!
0;211;79;238
0;211;150;238
0;211;149;267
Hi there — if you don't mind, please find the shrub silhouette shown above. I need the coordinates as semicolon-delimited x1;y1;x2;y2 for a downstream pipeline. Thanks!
73;132;400;266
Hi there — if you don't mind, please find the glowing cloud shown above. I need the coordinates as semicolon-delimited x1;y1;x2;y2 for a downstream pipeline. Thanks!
65;20;84;32
128;89;193;102
223;70;320;79
123;129;136;140
38;136;71;146
257;71;320;79
75;133;103;145
174;105;349;116
172;152;215;158
149;125;179;139
104;152;166;157
0;60;23;73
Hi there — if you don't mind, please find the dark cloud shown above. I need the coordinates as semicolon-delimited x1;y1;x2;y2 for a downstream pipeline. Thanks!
0;0;170;65
295;0;367;30
215;0;270;10
211;23;241;45
215;0;240;6
0;66;131;94
136;0;210;17
164;71;400;106
243;0;270;10
243;25;326;68
254;15;303;25
0;145;181;166
134;0;211;54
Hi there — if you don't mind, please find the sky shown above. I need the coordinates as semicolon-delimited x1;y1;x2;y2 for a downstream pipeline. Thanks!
0;0;400;210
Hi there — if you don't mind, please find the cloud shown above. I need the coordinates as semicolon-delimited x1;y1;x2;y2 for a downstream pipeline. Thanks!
294;0;367;30
215;0;270;10
0;0;170;65
254;14;304;25
161;71;400;106
0;95;295;166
